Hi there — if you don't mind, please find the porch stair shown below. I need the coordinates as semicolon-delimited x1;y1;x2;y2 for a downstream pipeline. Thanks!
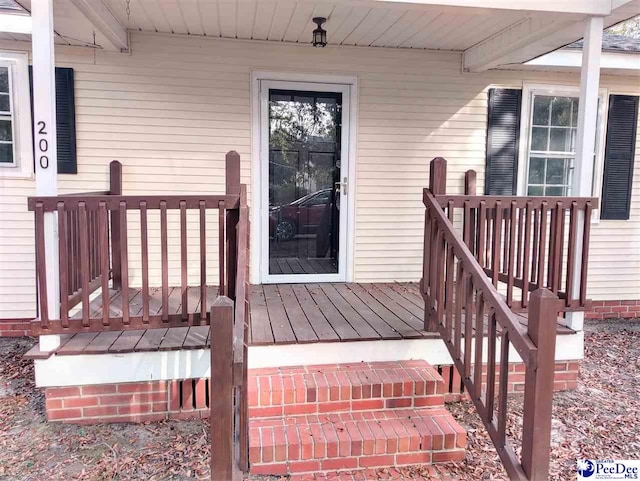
248;360;466;476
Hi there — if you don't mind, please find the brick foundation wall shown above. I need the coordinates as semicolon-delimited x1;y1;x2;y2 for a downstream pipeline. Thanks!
437;361;580;402
586;300;640;320
0;318;31;337
45;362;581;423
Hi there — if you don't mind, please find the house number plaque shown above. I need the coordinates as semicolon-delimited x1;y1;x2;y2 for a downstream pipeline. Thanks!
36;121;49;169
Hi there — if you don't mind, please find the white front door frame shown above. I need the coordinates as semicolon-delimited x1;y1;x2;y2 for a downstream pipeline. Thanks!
250;71;358;285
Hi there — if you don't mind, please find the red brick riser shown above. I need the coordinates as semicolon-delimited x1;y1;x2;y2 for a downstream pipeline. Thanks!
0;318;31;337
44;361;581;424
586;300;640;320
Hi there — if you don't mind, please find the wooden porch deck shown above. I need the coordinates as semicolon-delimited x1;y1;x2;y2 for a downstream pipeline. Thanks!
29;282;573;358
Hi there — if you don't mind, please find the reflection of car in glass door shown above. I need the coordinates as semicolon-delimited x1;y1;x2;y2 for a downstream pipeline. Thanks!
270;188;332;241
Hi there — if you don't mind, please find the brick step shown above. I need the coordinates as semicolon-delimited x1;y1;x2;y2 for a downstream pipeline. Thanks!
249;408;466;475
248;361;446;417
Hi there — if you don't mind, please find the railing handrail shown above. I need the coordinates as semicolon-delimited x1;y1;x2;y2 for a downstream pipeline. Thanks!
28;194;241;212
423;188;538;366
433;194;598;210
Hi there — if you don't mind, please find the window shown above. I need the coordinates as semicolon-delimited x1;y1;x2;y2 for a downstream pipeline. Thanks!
0;65;15;164
0;52;32;178
519;86;605;199
527;96;578;196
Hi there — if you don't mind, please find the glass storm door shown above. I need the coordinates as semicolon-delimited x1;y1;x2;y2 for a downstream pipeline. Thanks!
260;82;350;283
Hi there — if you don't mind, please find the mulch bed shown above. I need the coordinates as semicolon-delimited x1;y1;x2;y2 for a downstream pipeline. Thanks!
0;319;638;480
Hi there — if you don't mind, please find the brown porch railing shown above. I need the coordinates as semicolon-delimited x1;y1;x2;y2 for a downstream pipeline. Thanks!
29;151;251;479
28;153;246;334
436;168;597;312
421;157;589;480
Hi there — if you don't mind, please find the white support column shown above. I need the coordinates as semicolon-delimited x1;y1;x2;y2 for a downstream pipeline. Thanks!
563;16;603;332
32;0;60;352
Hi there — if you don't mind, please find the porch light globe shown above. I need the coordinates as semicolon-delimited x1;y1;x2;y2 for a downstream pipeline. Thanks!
313;17;327;48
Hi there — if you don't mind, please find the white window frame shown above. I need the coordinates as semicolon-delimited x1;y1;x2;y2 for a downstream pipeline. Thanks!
517;83;608;207
0;51;33;179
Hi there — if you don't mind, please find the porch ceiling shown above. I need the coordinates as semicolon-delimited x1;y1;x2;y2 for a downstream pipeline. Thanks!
0;0;639;68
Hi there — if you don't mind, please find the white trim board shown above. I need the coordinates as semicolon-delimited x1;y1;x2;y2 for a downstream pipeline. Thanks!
34;332;583;387
250;71;358;285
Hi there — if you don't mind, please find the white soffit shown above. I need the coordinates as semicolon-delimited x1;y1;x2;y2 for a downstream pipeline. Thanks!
519;49;640;76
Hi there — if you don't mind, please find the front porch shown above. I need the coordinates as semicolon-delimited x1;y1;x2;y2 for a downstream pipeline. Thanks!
27;282;575;359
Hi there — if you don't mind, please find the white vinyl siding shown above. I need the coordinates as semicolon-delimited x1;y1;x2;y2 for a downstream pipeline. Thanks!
0;32;639;319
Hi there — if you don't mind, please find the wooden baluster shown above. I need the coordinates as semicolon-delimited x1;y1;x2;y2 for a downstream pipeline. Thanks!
565;202;578;307
422;207;431;298
426;214;439;331
161;201;169;322
547;206;557;290
551;202;564;293
66;209;73;296
477;202;486;268
537;202;548;288
57;202;69;328
119;201;130;325
445;202;455;341
72;210;79;294
180;200;188;321
140;201;150;324
521;289;559;480
506;201;517;307
515;207;524;278
580;202;593;306
502;209;509;274
99;202;110;327
219;201;226;296
485;210;492;269
34;203;49;328
453;259;463;356
436;230;446;328
200;201;207;322
521;202;533;309
531;207;540;284
473;290;484;400
497;329;510;449
79;202;91;325
463;272;473;378
485;308;497;423
491;202;502;287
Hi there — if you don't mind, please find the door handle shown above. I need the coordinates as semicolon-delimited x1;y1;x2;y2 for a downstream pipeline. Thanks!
335;177;348;195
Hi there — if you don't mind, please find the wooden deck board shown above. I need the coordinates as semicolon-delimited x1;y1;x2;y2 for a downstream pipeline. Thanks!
51;282;573;355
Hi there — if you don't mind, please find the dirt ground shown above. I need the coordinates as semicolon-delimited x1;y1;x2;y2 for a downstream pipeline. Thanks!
1;319;638;480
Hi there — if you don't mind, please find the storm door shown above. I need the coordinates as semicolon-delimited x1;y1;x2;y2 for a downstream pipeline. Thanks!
260;81;350;282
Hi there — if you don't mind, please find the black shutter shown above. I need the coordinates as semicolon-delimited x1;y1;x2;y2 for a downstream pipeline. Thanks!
485;88;522;195
28;67;77;174
601;95;638;220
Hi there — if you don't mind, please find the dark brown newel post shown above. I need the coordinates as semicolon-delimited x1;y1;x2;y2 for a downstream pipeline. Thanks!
225;151;241;302
464;170;477;254
521;288;560;480
109;160;122;289
210;296;238;480
429;157;447;195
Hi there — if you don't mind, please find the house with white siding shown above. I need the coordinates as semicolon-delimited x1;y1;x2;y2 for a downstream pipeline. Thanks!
0;0;639;479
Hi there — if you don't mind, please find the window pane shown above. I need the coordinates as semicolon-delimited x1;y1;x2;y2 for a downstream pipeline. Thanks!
549;127;572;152
545;186;565;196
0;95;9;113
550;97;572;126
546;158;567;185
0;67;7;93
528;157;545;184
531;127;548;151
0;142;13;163
570;98;579;127
532;96;551;125
528;186;544;196
0;119;11;141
